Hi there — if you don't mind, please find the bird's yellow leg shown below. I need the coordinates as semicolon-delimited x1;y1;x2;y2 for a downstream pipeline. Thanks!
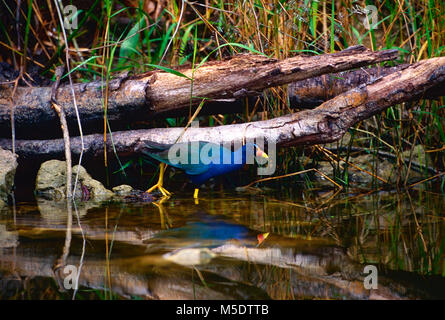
193;188;199;204
152;196;172;229
146;163;172;197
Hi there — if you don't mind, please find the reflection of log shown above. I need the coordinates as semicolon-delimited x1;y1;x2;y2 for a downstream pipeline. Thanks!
0;46;397;138
1;226;435;299
3;201;444;299
1;56;444;159
210;244;401;299
0;242;267;299
0;223;395;299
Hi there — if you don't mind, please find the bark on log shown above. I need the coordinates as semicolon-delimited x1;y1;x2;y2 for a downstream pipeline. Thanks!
1;56;444;159
0;45;397;138
288;64;445;108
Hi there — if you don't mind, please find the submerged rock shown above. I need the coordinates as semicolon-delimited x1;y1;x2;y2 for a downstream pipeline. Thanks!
316;154;393;186
0;224;18;248
35;160;69;200
35;160;114;201
0;148;18;208
72;165;115;200
122;190;156;203
112;184;134;195
163;248;216;266
37;198;91;223
315;147;429;188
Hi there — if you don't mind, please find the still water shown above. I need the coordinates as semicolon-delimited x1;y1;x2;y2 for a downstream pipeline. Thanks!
0;189;444;299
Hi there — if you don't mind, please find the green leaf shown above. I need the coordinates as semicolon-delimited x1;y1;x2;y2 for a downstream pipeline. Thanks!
196;42;267;70
145;63;192;80
112;160;133;174
166;118;176;126
61;55;100;79
118;16;146;66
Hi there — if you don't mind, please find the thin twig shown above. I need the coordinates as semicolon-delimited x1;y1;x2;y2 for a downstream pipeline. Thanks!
318;146;389;184
324;146;438;174
51;65;72;198
72;201;86;300
159;0;185;64
240;168;343;190
53;0;85;199
408;172;445;188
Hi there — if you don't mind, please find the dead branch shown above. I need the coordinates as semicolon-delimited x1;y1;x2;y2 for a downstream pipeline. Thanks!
288;64;445;108
51;65;72;198
0;46;397;138
1;56;444;159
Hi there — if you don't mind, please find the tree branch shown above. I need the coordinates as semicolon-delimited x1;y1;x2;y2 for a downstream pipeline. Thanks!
0;46;397;138
1;56;444;159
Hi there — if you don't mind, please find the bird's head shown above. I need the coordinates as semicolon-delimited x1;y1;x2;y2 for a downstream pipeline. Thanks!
239;143;269;164
254;144;269;160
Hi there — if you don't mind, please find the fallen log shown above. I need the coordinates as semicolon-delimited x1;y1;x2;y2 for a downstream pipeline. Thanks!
0;45;397;138
288;64;445;108
1;56;444;160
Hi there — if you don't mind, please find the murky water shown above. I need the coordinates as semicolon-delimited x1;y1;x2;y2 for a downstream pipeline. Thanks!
0;189;444;299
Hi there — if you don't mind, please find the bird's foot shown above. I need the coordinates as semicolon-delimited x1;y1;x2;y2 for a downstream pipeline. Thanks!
146;184;172;197
146;163;172;197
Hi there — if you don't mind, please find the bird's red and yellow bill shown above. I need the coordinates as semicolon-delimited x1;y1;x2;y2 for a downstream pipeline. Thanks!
255;147;269;159
257;232;270;246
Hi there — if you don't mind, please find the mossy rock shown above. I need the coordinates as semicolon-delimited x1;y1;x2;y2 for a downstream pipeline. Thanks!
35;160;114;200
0;148;18;206
112;184;134;195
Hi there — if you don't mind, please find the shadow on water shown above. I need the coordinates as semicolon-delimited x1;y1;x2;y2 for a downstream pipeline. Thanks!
0;189;444;299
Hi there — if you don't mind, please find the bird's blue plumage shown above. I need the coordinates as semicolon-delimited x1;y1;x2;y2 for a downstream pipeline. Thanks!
141;141;257;186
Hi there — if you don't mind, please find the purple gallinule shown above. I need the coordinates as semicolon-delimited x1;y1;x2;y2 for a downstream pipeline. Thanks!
141;141;268;198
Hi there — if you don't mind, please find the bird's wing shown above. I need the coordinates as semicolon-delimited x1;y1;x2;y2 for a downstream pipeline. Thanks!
183;143;235;176
140;141;221;176
176;141;217;175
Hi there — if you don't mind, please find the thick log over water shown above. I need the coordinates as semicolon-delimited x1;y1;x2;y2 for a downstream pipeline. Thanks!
288;64;445;108
0;46;397;138
1;56;444;159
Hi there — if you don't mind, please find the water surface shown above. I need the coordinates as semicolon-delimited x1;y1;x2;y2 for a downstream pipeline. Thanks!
0;189;444;299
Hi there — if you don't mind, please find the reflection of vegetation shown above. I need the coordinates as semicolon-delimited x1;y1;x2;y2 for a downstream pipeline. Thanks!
248;190;445;277
0;276;118;300
186;190;444;278
1;190;444;299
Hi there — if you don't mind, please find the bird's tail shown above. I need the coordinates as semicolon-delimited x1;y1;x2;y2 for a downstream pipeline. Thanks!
136;141;174;165
137;141;174;158
139;141;173;152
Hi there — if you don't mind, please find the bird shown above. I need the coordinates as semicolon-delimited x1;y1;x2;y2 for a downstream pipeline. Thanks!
140;141;269;199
